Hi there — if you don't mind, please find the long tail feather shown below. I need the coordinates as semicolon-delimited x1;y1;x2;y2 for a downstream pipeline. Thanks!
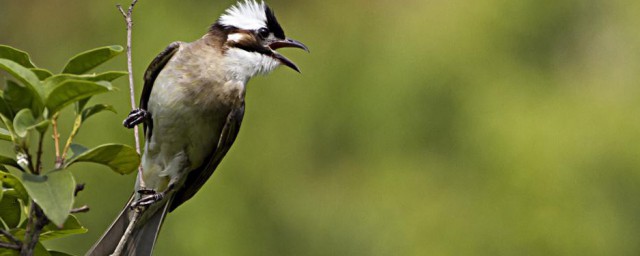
86;197;171;256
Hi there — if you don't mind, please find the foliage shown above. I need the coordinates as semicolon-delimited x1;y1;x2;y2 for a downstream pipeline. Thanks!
0;45;139;255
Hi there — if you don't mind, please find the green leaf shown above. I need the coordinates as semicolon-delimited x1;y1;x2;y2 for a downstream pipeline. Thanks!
33;242;52;256
65;143;140;175
45;80;112;115
0;97;13;121
3;78;43;118
0;45;36;68
48;251;74;256
0;156;20;170
67;144;88;160
90;71;128;82
39;215;87;240
61;45;123;74
0;116;15;143
0;59;43;109
30;68;53;80
0;193;21;228
11;215;87;241
13;109;36;138
0;59;40;88
0;128;11;141
0;171;28;202
43;73;124;91
81;104;116;122
13;170;75;227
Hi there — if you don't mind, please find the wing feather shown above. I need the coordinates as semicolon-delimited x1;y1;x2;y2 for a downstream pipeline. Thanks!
140;42;182;136
169;103;245;211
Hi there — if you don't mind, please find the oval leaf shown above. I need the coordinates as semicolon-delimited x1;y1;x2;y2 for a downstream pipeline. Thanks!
0;128;11;141
15;170;75;227
81;104;116;122
65;143;140;175
45;80;111;115
11;214;87;241
0;61;44;115
0;59;42;93
0;170;29;202
0;97;13;120
13;109;36;137
0;45;36;68
90;71;128;82
62;45;124;74
31;68;53;80
0;155;20;170
0;193;22;228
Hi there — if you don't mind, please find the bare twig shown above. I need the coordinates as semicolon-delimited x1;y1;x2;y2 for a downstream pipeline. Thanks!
35;130;45;174
71;205;90;214
116;0;146;189
0;229;21;247
0;241;20;250
110;208;141;256
74;183;86;196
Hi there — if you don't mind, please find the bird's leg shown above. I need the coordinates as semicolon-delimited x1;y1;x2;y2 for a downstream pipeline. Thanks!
123;108;150;128
131;183;176;208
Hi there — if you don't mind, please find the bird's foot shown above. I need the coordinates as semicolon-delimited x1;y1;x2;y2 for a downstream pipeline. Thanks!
123;109;150;128
131;189;165;208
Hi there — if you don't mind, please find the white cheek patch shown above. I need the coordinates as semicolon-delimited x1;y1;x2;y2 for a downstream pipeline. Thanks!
226;33;245;43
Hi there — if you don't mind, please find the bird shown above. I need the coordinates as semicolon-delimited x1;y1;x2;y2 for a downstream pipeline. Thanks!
87;1;308;255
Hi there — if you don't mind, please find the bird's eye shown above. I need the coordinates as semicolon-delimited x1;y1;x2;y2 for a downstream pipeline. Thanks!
258;28;270;39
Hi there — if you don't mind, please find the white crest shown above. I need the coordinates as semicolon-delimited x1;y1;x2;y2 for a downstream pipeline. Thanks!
219;0;267;30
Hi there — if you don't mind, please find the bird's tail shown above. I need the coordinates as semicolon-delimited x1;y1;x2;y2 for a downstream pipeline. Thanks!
86;196;171;256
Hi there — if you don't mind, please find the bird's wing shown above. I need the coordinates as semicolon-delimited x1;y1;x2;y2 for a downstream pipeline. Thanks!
140;42;181;135
169;103;246;211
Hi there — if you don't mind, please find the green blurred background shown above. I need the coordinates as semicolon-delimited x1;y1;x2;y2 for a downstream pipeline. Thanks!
2;0;640;255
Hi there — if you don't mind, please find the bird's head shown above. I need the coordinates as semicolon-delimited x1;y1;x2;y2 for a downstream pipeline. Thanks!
213;0;308;76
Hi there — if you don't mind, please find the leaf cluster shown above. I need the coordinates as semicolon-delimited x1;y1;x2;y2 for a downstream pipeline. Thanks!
0;45;140;255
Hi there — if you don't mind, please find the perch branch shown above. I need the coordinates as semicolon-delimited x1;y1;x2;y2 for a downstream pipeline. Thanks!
110;207;141;256
117;0;146;189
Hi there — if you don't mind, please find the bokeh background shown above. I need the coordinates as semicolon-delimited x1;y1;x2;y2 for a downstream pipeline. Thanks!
2;0;640;255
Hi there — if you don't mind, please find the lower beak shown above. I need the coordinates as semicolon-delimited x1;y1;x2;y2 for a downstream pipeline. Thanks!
269;38;309;73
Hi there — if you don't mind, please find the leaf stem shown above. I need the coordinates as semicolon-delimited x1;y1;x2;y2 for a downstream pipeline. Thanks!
52;113;62;168
61;115;82;162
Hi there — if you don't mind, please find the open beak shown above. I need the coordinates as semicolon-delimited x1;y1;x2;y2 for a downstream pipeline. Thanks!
269;38;309;73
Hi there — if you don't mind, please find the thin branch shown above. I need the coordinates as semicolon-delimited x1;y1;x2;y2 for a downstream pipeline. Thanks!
35;130;45;174
110;208;141;256
117;0;146;189
21;202;44;256
0;241;20;250
71;205;90;214
20;205;49;256
75;183;86;196
0;229;21;247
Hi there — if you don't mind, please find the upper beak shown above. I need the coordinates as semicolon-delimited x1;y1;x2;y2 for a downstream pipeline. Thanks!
269;38;309;73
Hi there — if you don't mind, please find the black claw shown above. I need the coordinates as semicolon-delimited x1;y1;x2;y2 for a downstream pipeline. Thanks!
131;189;165;208
123;109;150;128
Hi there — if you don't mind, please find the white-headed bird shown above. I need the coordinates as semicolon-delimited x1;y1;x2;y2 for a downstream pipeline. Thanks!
87;1;307;255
